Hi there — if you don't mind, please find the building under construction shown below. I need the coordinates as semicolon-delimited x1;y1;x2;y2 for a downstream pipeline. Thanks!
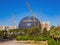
18;16;40;28
0;2;50;31
18;2;50;31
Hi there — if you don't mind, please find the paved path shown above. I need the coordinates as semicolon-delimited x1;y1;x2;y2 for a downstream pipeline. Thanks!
0;40;33;45
0;40;47;45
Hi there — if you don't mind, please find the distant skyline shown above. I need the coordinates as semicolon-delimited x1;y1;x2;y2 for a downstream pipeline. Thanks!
0;0;60;26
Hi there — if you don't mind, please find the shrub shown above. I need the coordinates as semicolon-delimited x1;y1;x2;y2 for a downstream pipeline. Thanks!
16;36;60;45
33;36;48;41
16;36;30;41
48;38;57;45
57;41;60;45
16;36;48;41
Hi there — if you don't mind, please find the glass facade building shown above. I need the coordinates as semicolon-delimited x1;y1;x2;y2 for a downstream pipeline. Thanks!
18;16;40;28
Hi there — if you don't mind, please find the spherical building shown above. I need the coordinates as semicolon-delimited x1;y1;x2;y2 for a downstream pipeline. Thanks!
18;16;40;28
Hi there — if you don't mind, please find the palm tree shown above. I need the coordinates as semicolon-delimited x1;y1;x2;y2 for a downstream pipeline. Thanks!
54;31;60;42
50;29;55;39
50;26;60;43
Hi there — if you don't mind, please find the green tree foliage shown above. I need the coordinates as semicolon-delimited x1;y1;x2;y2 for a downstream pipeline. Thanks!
1;26;60;45
43;28;47;36
50;27;60;42
51;25;56;30
29;27;40;36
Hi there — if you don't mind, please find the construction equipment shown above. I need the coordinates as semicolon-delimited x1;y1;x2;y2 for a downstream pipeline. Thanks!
27;2;36;27
39;8;42;32
40;8;42;23
12;12;16;26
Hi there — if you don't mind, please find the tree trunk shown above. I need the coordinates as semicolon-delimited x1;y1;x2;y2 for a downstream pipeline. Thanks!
52;36;53;39
57;39;58;43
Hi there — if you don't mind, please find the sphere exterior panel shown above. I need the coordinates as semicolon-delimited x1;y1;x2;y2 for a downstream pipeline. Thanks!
18;16;40;28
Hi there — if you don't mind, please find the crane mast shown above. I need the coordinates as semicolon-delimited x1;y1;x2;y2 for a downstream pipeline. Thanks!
12;12;16;27
40;8;42;23
27;2;36;27
40;8;43;32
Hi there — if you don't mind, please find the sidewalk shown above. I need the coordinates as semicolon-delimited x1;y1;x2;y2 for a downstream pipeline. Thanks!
0;40;33;45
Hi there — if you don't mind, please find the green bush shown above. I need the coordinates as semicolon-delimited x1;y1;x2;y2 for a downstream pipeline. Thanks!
48;38;57;45
57;41;60;45
16;36;47;41
16;36;31;41
33;37;46;41
16;35;60;45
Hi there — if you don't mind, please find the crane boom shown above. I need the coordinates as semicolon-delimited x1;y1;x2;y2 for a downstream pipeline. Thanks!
27;2;36;27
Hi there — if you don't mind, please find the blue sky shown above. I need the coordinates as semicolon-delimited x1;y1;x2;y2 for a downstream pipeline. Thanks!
0;0;60;26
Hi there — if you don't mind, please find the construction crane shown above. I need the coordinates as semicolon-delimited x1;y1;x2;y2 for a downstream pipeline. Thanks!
40;8;43;32
27;2;36;27
12;12;16;27
40;8;42;23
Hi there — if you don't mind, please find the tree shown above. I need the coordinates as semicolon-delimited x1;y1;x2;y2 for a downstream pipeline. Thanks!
50;29;55;39
54;31;60;42
51;25;56;30
3;30;8;39
50;27;60;43
29;27;40;36
53;27;60;42
43;28;47;36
